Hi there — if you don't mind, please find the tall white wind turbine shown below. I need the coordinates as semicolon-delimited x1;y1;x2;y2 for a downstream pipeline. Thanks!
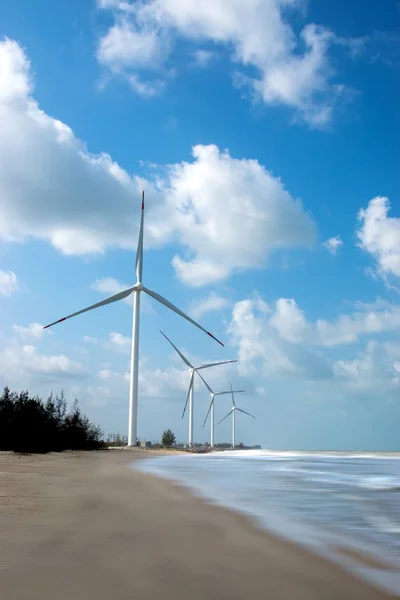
43;192;224;446
199;373;245;448
160;331;236;447
218;382;255;448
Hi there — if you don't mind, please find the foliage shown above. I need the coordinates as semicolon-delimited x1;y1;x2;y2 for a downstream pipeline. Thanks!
0;387;104;454
161;429;176;448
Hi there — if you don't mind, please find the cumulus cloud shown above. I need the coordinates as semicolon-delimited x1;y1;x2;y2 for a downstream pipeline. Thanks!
97;357;188;398
229;296;333;379
324;235;343;255
0;38;155;256
269;298;309;343
96;0;353;125
0;340;86;386
0;40;315;288
0;269;18;296
357;196;400;282
84;330;131;353
162;144;316;285
92;277;133;302
334;341;400;392
0;39;316;286
13;322;46;339
228;295;400;381
270;296;400;347
190;292;230;319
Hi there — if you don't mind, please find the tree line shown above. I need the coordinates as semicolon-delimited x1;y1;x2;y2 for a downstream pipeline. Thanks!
0;387;103;454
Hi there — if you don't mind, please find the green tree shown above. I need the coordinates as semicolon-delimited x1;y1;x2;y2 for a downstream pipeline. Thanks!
0;387;103;453
161;429;176;448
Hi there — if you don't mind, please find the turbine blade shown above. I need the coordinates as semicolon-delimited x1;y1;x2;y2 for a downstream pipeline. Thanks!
214;390;245;396
160;331;193;368
135;191;144;283
202;395;214;427
43;286;136;329
197;359;237;370
230;381;236;407
237;408;256;419
218;409;233;425
196;370;214;394
143;286;224;346
181;370;194;419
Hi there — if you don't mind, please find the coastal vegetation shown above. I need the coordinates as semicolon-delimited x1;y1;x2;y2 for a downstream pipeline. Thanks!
0;387;103;454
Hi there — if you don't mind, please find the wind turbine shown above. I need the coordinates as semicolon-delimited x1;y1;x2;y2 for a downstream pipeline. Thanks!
43;192;224;446
218;382;255;449
199;373;245;448
160;331;236;447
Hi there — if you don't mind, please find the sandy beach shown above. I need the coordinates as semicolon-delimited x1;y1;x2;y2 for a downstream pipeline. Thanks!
0;450;394;599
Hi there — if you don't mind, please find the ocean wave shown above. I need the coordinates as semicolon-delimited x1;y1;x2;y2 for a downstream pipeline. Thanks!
271;465;400;491
218;449;400;460
366;514;400;534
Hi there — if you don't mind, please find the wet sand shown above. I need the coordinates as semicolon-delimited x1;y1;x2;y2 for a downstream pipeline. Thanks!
0;450;394;599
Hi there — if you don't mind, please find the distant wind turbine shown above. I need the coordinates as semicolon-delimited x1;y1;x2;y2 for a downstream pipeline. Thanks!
160;331;236;447
199;372;245;448
218;382;255;448
43;192;224;446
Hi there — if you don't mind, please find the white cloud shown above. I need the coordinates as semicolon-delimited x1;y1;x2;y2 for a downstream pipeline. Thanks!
97;357;188;398
272;297;400;347
192;49;217;67
109;332;130;346
97;20;168;71
0;38;156;256
314;301;400;346
162;144;316;285
108;331;131;353
324;235;343;255
229;296;331;379
334;341;400;392
0;340;86;385
228;295;400;382
96;0;352;125
92;277;132;302
85;331;131;354
269;298;309;343
357;196;400;281
190;291;230;319
128;73;167;97
13;322;45;339
0;40;315;286
0;269;18;296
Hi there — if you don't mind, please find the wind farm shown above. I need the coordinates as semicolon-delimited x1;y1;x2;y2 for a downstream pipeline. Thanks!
2;7;398;597
43;192;256;449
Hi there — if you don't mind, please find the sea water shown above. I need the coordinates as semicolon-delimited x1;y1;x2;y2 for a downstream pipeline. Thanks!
136;450;400;595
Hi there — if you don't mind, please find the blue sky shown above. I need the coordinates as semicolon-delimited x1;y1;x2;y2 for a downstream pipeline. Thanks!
1;0;399;450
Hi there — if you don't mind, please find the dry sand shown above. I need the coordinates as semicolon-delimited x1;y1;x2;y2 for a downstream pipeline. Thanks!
0;450;394;599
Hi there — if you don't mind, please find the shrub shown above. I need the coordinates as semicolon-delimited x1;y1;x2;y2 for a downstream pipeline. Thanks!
161;429;176;448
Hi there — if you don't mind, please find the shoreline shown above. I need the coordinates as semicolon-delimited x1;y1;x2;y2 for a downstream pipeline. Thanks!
0;450;396;599
137;451;400;595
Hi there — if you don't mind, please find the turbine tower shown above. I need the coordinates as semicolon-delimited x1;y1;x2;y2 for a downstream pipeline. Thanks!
199;373;245;448
43;192;224;446
160;331;236;447
218;382;255;448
